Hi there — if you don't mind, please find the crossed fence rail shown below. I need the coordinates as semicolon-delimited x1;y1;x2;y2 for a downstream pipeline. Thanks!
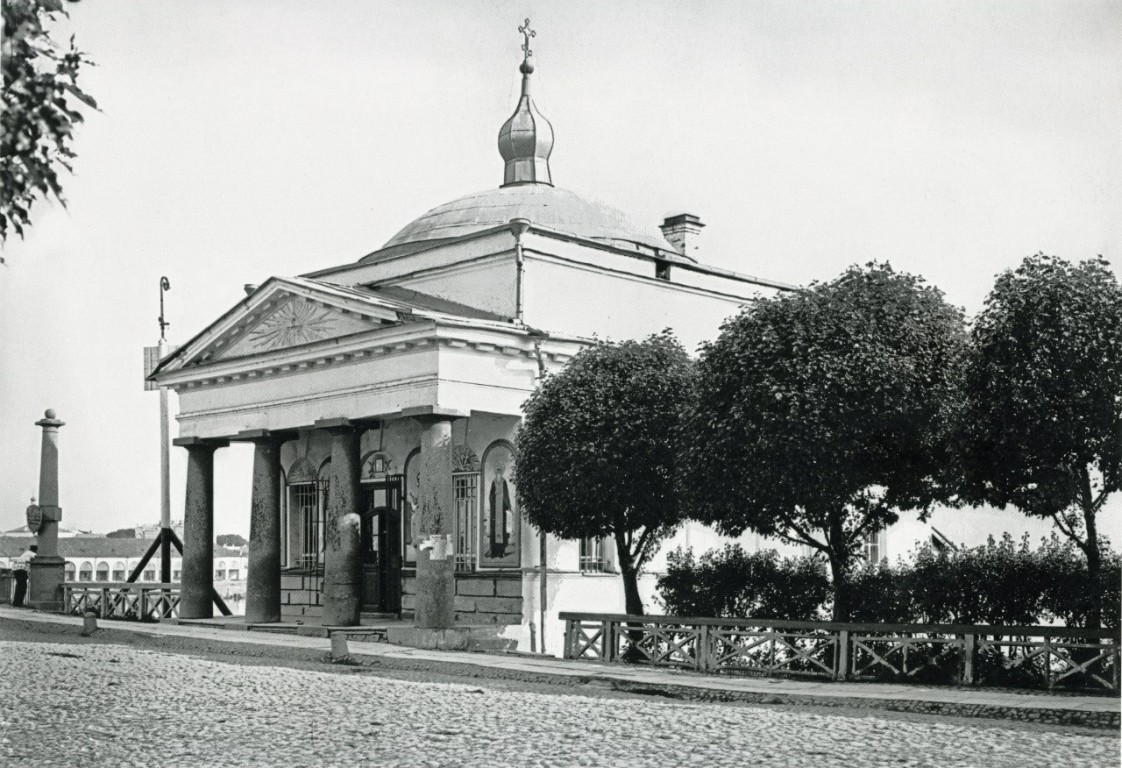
63;582;181;622
560;612;1121;693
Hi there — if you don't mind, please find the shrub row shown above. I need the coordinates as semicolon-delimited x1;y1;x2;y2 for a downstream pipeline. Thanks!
656;533;1120;628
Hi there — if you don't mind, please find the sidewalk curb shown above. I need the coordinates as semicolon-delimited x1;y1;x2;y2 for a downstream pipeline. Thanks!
2;612;1118;730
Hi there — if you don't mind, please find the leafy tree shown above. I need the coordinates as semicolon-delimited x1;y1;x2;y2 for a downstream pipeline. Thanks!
216;533;247;547
516;331;694;616
106;527;136;539
684;263;967;620
657;545;830;621
2;0;97;245
961;254;1122;628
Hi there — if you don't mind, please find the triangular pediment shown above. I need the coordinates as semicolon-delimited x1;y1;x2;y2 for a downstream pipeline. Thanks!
154;277;407;374
219;295;376;359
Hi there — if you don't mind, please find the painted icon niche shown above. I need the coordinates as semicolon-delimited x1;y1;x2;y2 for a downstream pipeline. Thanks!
480;441;519;568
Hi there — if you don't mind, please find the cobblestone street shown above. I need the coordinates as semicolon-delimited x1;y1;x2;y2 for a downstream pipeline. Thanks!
2;640;1117;768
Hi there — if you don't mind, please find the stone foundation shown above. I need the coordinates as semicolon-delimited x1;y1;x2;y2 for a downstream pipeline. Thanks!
401;571;522;625
283;569;523;625
280;571;323;620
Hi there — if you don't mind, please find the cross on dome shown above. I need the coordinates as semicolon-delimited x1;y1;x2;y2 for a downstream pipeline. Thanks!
519;18;535;62
497;19;554;186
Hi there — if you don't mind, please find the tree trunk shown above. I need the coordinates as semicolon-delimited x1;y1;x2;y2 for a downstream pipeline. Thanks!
614;534;644;617
828;554;850;622
1081;469;1102;630
613;533;646;663
827;515;851;622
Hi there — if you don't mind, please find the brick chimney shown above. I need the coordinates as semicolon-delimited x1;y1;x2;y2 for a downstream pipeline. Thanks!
659;213;704;261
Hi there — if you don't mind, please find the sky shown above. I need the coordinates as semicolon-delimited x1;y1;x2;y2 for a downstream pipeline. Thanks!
1;1;1119;540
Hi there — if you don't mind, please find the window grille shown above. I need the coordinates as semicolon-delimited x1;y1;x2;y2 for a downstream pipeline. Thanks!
79;564;92;582
96;562;109;581
292;479;327;570
580;537;611;573
453;472;478;572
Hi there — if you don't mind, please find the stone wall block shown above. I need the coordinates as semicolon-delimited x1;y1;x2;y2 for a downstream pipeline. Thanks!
456;579;498;597
494;578;523;597
472;596;522;614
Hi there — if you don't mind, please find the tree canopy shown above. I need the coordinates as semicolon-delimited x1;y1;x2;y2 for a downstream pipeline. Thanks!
217;533;248;548
516;331;695;615
683;263;967;620
2;0;97;245
961;254;1122;627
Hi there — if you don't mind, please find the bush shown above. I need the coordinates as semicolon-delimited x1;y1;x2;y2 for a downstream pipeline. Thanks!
846;560;913;624
909;533;1049;625
656;535;1119;629
656;545;830;621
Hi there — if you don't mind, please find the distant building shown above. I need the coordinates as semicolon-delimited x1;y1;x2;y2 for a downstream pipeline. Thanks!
0;537;248;614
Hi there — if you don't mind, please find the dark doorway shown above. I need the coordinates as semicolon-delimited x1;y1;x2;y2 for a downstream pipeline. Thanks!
360;476;403;614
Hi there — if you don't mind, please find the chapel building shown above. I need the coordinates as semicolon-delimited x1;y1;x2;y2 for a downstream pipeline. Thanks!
152;27;794;655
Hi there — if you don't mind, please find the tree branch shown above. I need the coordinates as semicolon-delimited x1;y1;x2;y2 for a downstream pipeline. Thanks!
1050;511;1086;549
775;508;828;552
632;526;655;568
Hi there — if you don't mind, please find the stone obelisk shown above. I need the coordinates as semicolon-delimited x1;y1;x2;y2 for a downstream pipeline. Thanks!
29;409;66;610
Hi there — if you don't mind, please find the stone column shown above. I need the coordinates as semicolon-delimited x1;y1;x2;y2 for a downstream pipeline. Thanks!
318;419;362;627
244;432;283;623
176;437;226;619
30;409;65;611
412;414;457;629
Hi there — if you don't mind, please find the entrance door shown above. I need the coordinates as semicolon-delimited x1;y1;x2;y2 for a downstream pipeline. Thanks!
360;477;402;614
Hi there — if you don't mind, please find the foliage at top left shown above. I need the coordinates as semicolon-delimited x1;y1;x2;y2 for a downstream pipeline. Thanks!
2;0;97;245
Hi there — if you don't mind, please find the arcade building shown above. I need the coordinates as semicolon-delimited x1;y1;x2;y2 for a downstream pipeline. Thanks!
151;25;792;655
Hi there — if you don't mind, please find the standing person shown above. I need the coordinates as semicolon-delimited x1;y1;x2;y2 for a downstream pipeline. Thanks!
12;544;36;607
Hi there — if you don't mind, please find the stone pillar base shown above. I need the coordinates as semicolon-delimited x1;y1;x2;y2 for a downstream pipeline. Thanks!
413;554;455;629
28;557;65;612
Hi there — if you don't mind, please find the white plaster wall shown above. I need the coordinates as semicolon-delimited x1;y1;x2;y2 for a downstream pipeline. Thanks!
522;256;746;353
389;256;517;318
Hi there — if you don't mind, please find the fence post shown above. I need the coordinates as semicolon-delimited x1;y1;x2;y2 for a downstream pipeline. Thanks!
563;619;574;659
601;620;614;662
962;633;975;685
836;629;850;681
1043;636;1052;690
1112;639;1120;693
698;624;710;672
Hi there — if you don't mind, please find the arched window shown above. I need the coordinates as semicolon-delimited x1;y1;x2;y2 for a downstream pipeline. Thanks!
112;561;126;581
95;561;110;581
452;446;480;573
286;456;327;570
64;562;76;582
79;562;93;582
215;559;227;580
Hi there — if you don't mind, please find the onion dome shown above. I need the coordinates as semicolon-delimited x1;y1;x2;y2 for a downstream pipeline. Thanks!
497;19;554;187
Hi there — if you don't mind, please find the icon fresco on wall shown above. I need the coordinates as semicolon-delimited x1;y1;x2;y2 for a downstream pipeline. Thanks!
403;450;421;565
480;442;519;568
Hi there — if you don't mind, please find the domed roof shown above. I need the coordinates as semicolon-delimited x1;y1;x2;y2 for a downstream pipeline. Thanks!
362;22;677;264
371;184;674;258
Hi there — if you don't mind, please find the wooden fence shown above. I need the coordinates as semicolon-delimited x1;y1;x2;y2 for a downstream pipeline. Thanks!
560;612;1121;693
62;582;180;622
